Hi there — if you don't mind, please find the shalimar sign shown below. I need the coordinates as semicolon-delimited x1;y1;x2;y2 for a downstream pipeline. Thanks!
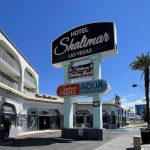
52;22;117;67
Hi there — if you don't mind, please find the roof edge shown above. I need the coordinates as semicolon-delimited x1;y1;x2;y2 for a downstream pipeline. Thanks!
0;29;38;74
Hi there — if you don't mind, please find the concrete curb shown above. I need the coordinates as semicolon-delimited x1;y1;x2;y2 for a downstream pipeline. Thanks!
15;130;61;139
0;138;14;143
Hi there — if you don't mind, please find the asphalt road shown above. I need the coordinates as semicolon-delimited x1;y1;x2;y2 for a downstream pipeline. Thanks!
0;129;127;150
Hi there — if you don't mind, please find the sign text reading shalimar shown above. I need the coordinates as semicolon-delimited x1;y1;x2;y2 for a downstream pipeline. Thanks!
52;22;117;67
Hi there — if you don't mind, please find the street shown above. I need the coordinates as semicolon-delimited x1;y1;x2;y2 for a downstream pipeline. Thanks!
0;129;138;150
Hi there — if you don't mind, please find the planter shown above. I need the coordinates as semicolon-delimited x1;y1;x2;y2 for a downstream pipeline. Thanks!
141;128;150;144
62;128;104;140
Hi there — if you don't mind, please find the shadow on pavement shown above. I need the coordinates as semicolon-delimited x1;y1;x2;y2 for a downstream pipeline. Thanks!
0;130;128;148
0;137;73;147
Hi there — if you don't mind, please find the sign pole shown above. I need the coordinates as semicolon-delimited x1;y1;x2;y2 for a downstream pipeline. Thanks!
63;62;73;128
90;55;103;129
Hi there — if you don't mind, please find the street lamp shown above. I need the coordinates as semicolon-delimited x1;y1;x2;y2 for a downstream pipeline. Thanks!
132;84;145;93
132;84;138;87
132;84;149;91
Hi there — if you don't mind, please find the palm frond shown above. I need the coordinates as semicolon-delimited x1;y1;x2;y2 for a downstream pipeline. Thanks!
130;52;150;71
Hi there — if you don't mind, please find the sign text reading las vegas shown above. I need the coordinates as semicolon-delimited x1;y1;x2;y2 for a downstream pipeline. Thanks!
52;22;117;68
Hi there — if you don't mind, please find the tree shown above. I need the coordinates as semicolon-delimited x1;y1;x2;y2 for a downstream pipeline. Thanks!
130;52;150;129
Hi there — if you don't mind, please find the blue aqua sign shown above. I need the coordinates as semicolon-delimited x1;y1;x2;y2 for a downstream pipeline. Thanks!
80;79;110;96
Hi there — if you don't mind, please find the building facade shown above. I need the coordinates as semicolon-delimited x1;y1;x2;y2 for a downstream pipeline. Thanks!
0;30;129;138
135;104;146;118
0;30;38;94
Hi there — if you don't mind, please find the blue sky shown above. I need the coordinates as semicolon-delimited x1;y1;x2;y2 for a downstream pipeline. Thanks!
0;0;149;105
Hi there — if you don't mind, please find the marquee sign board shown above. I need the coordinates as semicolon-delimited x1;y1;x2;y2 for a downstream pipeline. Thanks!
69;63;93;79
52;22;117;67
57;79;110;98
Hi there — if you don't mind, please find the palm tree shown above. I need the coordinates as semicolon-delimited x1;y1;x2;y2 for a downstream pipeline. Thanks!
130;52;150;129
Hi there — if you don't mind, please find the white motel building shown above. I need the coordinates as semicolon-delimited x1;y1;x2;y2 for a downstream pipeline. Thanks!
0;30;129;137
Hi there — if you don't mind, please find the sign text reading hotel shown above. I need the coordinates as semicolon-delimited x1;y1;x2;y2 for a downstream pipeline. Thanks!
54;27;110;59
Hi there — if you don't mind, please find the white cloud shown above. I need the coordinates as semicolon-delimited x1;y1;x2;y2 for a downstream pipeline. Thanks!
122;94;134;98
121;98;146;112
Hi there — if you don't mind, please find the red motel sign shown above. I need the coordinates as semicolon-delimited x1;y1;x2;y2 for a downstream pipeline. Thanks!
57;83;80;97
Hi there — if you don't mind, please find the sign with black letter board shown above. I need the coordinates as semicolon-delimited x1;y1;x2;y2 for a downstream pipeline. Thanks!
69;63;93;79
52;22;117;67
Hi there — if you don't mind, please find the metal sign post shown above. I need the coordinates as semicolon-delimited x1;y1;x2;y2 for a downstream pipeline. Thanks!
90;55;103;129
63;61;73;128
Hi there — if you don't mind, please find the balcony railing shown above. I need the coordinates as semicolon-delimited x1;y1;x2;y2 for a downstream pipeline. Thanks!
24;71;36;86
0;75;18;90
0;48;20;73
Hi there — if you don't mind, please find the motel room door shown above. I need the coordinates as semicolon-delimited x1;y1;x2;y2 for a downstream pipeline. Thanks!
39;116;50;130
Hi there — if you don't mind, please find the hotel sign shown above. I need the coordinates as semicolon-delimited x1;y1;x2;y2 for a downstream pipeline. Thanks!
52;22;117;67
69;63;93;79
57;79;110;97
57;83;80;97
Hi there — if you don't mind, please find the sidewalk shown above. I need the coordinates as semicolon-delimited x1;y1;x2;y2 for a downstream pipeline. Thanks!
141;144;150;150
0;129;61;143
1;128;150;149
94;129;150;150
15;129;61;139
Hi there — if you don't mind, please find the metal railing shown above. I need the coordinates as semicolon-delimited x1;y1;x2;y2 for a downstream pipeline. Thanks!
0;75;18;90
0;48;20;73
24;71;36;86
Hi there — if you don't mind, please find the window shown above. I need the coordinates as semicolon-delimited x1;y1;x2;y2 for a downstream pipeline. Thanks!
2;103;16;127
102;111;107;123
